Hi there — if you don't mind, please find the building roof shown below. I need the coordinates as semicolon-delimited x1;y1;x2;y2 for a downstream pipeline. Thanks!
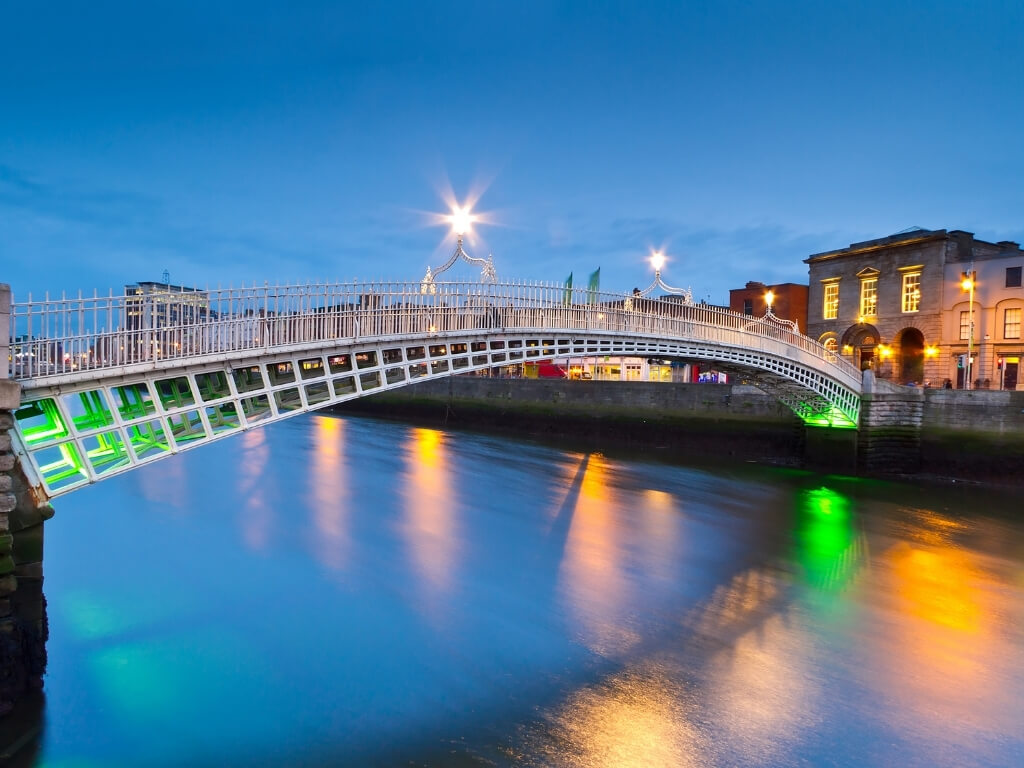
125;281;207;296
805;229;950;263
805;228;1024;265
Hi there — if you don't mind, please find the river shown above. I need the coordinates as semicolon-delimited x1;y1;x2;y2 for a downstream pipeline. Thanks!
7;413;1024;767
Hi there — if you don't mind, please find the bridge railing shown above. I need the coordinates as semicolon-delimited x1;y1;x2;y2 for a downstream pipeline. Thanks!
6;280;859;383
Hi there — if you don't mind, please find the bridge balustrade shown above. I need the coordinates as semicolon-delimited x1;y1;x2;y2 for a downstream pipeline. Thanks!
7;280;857;384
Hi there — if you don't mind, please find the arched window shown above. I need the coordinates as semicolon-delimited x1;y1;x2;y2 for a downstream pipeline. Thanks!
820;335;839;361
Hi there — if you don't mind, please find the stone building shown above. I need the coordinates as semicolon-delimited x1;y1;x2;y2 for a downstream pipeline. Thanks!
729;281;808;332
805;229;1024;389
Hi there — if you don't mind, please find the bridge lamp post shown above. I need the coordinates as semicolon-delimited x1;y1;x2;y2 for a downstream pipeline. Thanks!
636;250;694;303
765;289;775;314
961;272;975;390
422;203;497;291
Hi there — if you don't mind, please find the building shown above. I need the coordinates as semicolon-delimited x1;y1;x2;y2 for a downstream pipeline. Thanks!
729;281;808;332
124;281;210;330
805;229;1024;389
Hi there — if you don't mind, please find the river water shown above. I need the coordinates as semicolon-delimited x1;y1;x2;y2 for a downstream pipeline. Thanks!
10;413;1024;767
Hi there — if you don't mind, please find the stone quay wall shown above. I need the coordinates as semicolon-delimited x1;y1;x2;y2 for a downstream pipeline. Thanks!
919;388;1024;483
857;390;924;475
337;377;807;465
340;375;1024;484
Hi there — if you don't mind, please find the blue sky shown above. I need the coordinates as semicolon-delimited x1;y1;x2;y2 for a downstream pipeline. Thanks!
2;0;1022;302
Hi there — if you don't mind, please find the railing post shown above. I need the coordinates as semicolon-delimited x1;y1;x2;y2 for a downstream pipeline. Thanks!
0;283;11;380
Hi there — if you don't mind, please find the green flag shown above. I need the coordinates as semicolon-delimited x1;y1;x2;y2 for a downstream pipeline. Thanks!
563;272;573;305
587;267;600;304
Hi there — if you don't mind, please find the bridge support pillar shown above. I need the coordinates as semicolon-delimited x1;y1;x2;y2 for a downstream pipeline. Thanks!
856;372;924;476
1;341;50;717
803;425;858;474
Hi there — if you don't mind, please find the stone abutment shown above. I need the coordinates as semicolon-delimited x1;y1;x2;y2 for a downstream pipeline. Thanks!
1;284;50;717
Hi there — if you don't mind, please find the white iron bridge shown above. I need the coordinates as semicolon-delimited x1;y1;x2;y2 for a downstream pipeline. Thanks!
6;280;862;499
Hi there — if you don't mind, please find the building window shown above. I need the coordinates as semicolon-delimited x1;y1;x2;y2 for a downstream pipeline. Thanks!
823;282;839;320
960;310;971;340
859;278;877;317
902;272;921;313
743;298;753;315
823;337;838;357
1007;267;1022;288
1005;308;1021;339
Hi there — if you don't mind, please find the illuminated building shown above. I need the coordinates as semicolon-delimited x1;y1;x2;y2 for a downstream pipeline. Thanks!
805;229;1024;389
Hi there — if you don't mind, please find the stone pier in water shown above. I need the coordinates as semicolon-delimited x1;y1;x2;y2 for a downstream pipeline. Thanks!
1;284;50;717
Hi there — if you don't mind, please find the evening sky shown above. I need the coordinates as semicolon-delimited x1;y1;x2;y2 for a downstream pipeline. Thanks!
2;0;1022;302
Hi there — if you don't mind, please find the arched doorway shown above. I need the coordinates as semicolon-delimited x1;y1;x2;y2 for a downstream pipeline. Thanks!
841;323;880;372
898;327;925;385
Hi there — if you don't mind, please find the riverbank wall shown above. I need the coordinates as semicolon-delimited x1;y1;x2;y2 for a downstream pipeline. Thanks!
918;388;1024;484
335;377;809;466
335;377;1024;484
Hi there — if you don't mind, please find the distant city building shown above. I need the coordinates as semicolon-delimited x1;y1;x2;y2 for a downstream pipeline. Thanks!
124;281;210;330
729;281;808;332
805;229;1024;389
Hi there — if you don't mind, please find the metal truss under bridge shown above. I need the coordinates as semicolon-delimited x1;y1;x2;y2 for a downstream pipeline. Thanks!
5;280;862;499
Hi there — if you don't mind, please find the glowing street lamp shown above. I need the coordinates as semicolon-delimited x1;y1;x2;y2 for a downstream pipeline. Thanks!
765;289;775;312
449;205;476;237
650;250;666;273
961;269;975;389
422;202;496;291
636;250;693;302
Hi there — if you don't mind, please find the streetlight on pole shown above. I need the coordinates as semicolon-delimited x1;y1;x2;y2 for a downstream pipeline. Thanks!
962;269;975;390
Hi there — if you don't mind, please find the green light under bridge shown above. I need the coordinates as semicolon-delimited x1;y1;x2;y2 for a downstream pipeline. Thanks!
800;404;858;429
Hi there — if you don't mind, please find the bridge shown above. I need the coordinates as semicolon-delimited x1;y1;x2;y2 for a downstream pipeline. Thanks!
2;278;862;501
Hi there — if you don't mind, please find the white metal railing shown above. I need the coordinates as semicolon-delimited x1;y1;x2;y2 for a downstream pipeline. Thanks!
6;280;860;385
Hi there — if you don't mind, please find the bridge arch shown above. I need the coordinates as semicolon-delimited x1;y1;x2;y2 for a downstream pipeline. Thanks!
6;280;861;498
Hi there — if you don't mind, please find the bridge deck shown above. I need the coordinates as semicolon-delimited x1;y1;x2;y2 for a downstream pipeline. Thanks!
5;280;861;498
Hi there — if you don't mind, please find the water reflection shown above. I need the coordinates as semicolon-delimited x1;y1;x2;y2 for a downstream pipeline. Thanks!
306;416;350;571
870;507;1022;747
557;453;636;657
0;578;47;765
794;487;867;593
25;417;1024;767
636;489;683;586
704;594;816;763
401;427;457;603
136;441;187;510
236;427;273;551
528;662;705;768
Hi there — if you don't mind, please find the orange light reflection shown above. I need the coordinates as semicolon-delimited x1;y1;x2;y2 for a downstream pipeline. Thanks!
871;509;1020;740
533;664;705;768
557;453;635;656
307;416;350;571
401;428;457;604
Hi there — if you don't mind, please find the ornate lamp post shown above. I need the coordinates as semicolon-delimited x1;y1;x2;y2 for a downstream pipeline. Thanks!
635;251;693;302
421;205;497;293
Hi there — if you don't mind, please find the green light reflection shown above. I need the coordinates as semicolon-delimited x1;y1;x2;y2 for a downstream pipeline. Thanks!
794;487;863;592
